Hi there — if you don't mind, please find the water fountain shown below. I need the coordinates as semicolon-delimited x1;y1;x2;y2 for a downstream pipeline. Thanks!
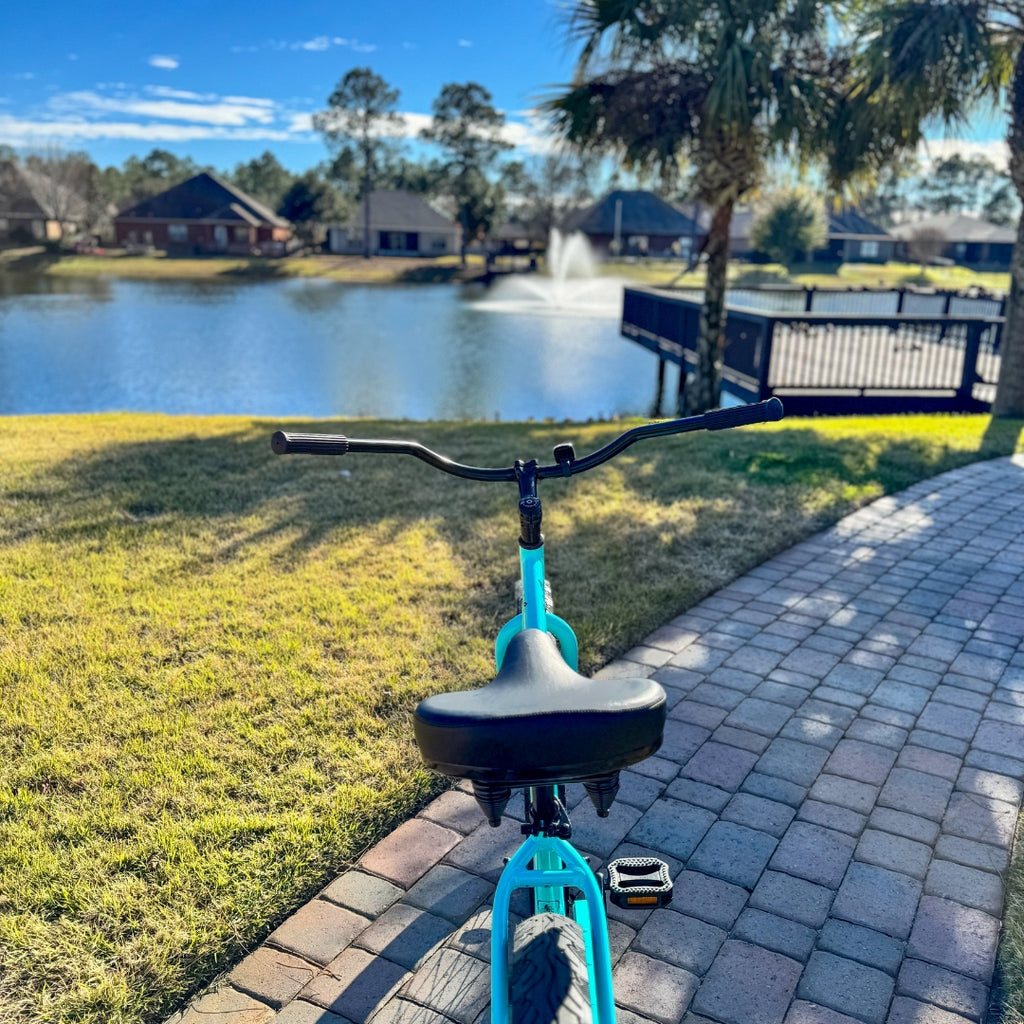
474;229;623;317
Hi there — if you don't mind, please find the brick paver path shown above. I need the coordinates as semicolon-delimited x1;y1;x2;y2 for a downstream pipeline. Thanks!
169;455;1024;1024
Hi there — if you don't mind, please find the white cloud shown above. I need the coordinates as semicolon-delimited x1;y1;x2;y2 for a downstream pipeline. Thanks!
49;89;276;126
146;85;215;102
0;113;304;145
918;137;1010;172
294;36;331;51
458;39;473;47
148;55;179;70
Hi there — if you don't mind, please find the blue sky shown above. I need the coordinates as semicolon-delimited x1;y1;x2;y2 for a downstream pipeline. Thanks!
0;1;579;173
0;0;1010;177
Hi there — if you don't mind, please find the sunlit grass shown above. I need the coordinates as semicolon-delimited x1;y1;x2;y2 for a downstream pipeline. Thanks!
2;411;1023;1023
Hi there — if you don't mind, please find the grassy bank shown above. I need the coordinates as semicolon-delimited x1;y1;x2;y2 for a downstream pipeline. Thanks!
2;412;1024;1023
2;246;1009;293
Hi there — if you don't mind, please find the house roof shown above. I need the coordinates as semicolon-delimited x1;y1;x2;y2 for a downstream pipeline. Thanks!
348;190;458;233
115;172;291;228
565;190;699;237
888;214;1016;244
827;207;890;239
0;161;88;220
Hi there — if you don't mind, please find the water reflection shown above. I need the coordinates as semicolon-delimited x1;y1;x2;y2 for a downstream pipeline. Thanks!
0;275;656;420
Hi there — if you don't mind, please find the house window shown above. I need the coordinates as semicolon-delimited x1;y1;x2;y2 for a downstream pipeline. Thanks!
168;224;188;243
0;218;7;232
859;240;880;258
234;226;250;242
432;237;448;251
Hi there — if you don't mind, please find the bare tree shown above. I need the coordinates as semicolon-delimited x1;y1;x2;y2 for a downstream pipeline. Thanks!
904;227;948;272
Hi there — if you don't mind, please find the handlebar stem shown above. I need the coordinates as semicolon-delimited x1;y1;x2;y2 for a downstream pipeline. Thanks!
516;460;543;550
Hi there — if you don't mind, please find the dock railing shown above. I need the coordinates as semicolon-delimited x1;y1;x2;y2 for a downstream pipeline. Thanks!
622;286;1004;415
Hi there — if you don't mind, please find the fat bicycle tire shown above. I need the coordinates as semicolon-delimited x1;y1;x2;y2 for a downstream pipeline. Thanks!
510;912;592;1024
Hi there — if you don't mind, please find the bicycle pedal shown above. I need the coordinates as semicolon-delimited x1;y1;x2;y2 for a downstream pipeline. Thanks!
606;857;673;909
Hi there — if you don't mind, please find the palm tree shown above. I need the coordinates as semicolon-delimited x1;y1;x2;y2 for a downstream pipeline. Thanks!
846;0;1024;416
546;0;839;413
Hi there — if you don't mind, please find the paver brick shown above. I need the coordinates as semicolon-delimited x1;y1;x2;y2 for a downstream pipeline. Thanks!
942;791;1017;848
752;680;810;708
689;682;746;710
661;717;716;759
272;1000;351;1024
627;798;717;860
682;741;758;791
932;684;988;711
906;896;1000;982
797;951;895;1024
779;717;845;750
665;778;732;811
924;859;1003;916
910;729;969;758
956;767;1024;805
724;698;794;737
823;662;886;696
404;865;493;923
569;799;643;858
971;719;1024;758
741;771;808;808
354;903;453;970
672;869;749;929
795;699;858;729
418;790;483;834
366;998;452;1024
399;947;490;1024
444;816;524;882
896;746;963;782
817;919;905;976
321;872;403;919
872;681;932;715
749;871;834;928
361;819;462;889
769;821;856;888
756;738;831;786
897;958;989;1022
228;948;317;1009
832;862;922;939
825;738;898;786
688;820;778;889
878;769;954;822
917;703;982;742
613;952;699;1024
721;793;796;837
731;907;816;962
868;807;941;846
634;909;727;974
808;773;880;815
797;800;867;837
856;829;933;881
302;947;408;1020
171;988;274;1024
884;999;970;1024
784;1001;864;1024
267;900;369;967
933;834;1009;875
846;718;909;749
812;685;867;710
963;747;1024;781
692;940;803;1024
712;724;772;754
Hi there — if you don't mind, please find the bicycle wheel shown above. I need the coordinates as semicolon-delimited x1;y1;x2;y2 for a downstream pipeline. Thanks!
510;912;592;1024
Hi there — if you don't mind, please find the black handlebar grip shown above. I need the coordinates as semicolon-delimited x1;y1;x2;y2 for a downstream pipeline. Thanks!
271;430;350;455
702;397;784;431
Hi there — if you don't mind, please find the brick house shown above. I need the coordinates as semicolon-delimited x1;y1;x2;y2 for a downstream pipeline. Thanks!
114;172;293;255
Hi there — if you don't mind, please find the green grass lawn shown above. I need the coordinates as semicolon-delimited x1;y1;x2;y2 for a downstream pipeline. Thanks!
2;412;1024;1023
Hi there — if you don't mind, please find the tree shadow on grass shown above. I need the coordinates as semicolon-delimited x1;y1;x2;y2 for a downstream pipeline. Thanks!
8;414;1023;668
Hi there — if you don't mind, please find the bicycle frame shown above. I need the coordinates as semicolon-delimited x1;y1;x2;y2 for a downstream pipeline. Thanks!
489;537;617;1024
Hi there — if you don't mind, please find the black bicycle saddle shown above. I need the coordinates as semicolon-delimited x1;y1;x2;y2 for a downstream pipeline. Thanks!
413;629;667;787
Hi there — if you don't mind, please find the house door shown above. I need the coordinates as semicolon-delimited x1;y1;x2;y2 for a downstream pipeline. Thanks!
214;225;228;250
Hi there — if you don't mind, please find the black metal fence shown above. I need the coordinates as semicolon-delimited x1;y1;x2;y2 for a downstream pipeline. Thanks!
622;287;1003;415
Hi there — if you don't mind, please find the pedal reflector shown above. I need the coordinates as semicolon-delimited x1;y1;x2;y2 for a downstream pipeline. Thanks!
607;857;673;909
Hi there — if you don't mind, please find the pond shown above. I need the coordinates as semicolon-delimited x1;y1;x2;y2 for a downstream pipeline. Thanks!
0;273;661;421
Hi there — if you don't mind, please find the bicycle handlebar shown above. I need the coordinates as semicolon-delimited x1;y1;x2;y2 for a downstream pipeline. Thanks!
271;397;784;481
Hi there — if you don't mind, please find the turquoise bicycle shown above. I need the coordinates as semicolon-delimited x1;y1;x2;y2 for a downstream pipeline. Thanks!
272;396;783;1024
